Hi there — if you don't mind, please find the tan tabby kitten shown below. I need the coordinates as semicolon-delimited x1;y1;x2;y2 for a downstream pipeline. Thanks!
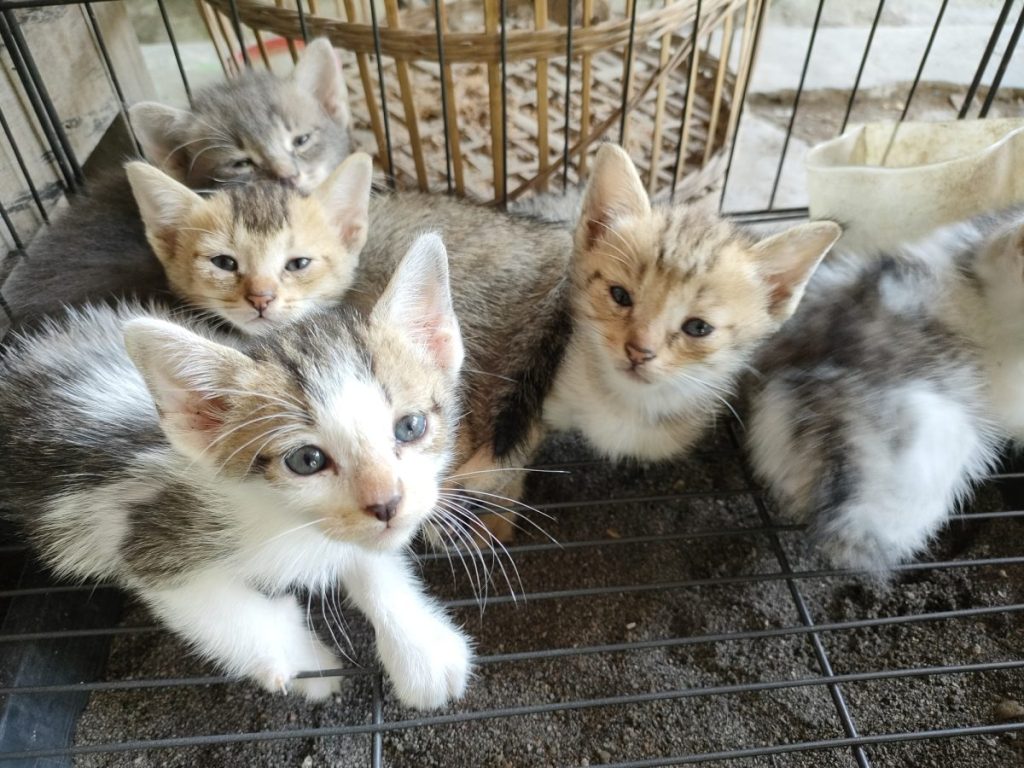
125;152;373;335
543;144;842;459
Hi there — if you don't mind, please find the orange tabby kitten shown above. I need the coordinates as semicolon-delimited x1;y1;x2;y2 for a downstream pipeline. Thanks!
125;153;373;335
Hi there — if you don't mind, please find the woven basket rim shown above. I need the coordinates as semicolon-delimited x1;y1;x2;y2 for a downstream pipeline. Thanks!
205;0;742;63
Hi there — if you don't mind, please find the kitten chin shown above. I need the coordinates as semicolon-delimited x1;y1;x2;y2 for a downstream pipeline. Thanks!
543;144;840;461
127;153;373;336
0;235;473;707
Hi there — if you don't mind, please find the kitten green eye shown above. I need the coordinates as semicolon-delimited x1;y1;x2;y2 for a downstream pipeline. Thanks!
394;413;427;443
292;133;312;148
232;158;254;169
284;445;330;475
682;318;714;337
610;285;633;307
211;254;238;272
285;257;312;272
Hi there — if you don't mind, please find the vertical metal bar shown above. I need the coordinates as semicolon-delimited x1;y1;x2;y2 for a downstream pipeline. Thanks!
728;424;873;768
840;0;885;133
577;0;594;176
618;0;640;144
534;0;550;191
0;106;48;223
370;672;384;768
561;0;574;191
979;1;1024;118
959;0;1012;118
879;0;950;165
669;0;702;204
767;0;826;210
0;199;24;252
368;0;396;188
433;0;453;194
297;0;311;44
83;4;143;156
499;0;509;206
718;0;766;213
227;0;251;67
158;0;193;104
0;10;79;191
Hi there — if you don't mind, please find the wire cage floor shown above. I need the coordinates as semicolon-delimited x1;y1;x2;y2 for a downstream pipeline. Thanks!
0;0;1023;765
2;428;1023;766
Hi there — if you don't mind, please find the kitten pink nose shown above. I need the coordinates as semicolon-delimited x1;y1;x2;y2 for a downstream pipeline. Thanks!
363;494;402;523
247;292;276;313
625;341;656;366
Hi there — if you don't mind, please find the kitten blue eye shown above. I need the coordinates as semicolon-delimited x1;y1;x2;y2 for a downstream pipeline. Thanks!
292;133;312;148
232;158;254;169
394;413;427;443
610;285;633;307
682;318;714;337
284;445;330;475
211;254;238;272
286;257;311;272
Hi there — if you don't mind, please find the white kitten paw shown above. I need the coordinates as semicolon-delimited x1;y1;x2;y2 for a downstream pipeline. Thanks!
378;617;472;710
290;672;344;701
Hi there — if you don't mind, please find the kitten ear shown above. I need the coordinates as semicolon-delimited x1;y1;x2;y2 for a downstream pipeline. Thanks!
371;233;464;373
577;143;651;250
312;151;373;253
753;221;843;320
293;38;351;126
125;161;204;257
129;103;194;182
123;318;252;461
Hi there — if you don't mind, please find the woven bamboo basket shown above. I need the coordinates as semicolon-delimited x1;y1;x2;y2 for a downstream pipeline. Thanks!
199;0;764;202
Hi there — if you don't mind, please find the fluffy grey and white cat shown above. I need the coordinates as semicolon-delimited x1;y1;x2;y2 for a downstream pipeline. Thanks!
2;39;351;326
0;234;472;708
747;208;1024;572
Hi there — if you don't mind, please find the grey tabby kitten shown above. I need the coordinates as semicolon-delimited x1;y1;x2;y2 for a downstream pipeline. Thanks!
747;208;1024;572
0;234;472;708
2;39;350;326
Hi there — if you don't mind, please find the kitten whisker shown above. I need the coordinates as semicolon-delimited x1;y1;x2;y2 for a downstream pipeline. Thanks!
445;467;569;481
437;500;523;602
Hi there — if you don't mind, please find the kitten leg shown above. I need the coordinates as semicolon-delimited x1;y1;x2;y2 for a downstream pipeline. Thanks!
812;387;991;572
140;575;344;701
339;550;472;710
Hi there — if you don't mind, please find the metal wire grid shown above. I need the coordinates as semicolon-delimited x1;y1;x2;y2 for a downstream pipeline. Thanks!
0;429;1022;764
0;0;1020;765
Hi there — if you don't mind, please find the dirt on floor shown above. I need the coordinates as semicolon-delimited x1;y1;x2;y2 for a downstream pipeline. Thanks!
68;429;1024;768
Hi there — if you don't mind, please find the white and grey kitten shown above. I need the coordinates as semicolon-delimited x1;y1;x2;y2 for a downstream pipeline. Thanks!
0;234;472;708
747;208;1024;572
2;39;351;327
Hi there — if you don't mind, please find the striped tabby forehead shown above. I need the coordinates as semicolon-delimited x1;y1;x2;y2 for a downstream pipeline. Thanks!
651;204;748;276
225;182;292;235
192;72;318;140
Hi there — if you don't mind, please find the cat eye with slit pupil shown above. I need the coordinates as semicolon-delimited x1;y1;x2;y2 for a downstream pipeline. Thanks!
286;257;311;272
610;286;633;307
211;255;238;272
284;445;330;476
682;318;714;337
394;414;427;443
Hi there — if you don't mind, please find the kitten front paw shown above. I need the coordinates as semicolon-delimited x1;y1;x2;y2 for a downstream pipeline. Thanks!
377;616;472;710
253;639;346;702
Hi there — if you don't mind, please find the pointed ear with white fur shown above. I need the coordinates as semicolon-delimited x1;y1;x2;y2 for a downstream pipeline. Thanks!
125;161;204;259
312;152;373;253
371;233;464;373
129;102;195;181
293;38;351;126
753;220;843;321
576;143;651;251
123;318;254;462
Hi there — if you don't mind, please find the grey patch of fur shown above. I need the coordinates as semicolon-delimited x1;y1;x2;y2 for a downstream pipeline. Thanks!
228;182;291;235
352;191;574;461
507;186;583;226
